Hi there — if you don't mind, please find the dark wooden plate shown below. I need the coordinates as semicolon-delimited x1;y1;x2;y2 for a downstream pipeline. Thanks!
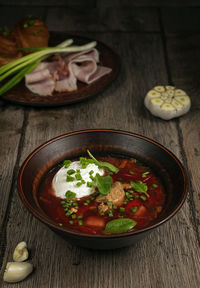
1;32;120;107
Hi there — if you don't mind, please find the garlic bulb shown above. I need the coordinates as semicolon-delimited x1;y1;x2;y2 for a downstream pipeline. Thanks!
13;241;29;262
3;262;33;283
144;86;191;120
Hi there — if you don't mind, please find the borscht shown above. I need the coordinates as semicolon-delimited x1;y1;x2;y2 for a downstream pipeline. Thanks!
39;151;165;235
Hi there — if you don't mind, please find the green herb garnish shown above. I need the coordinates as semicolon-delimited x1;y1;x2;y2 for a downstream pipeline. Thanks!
66;175;74;182
107;201;113;206
63;160;71;168
142;171;150;178
104;218;137;234
130;181;150;197
75;173;82;180
67;169;75;175
108;210;113;217
87;150;119;173
87;181;93;188
2;26;10;36
65;190;76;199
140;195;147;201
76;182;82;187
129;171;134;175
96;173;112;196
130;206;138;213
152;184;158;188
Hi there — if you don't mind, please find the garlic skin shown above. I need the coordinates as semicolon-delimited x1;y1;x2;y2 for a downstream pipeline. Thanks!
3;262;33;283
13;241;29;262
144;86;191;120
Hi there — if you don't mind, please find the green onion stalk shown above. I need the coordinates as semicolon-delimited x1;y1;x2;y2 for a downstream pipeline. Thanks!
0;39;97;95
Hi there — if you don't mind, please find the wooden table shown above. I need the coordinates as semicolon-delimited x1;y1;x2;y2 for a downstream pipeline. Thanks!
0;3;200;287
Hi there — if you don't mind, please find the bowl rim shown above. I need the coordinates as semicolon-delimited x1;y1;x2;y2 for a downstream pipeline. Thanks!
17;128;188;239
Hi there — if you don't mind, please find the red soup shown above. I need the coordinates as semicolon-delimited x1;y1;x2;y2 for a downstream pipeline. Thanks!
39;155;165;235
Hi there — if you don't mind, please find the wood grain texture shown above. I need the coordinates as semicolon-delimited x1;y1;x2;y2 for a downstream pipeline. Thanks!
0;4;200;288
0;105;24;265
96;0;200;7
166;32;200;245
1;0;200;7
0;0;96;6
161;7;200;32
1;32;200;288
0;6;46;27
46;7;160;32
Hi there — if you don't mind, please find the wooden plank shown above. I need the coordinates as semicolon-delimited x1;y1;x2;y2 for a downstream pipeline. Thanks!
0;0;96;6
97;0;200;7
1;0;200;7
0;6;46;27
46;6;160;32
166;32;200;245
0;104;24;259
161;7;200;32
1;32;200;287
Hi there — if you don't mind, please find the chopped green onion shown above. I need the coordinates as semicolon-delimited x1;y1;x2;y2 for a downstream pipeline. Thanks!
87;181;93;188
107;201;113;206
67;169;75;175
140;195;147;201
63;160;71;168
153;184;158;188
65;190;76;199
66;175;75;182
108;210;113;217
75;173;82;180
130;206;138;213
78;220;83;226
0;39;96;95
142;171;150;178
76;182;82;187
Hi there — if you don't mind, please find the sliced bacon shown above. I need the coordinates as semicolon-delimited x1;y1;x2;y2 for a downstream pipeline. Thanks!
25;48;112;96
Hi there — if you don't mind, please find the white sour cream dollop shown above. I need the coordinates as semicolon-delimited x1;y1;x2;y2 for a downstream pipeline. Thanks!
52;161;104;199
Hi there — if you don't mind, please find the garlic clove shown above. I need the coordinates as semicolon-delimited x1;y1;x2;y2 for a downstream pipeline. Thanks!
144;86;191;120
3;262;33;283
154;86;165;92
13;241;29;262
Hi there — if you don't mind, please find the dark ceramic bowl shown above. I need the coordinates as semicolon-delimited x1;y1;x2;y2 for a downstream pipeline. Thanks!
17;129;188;249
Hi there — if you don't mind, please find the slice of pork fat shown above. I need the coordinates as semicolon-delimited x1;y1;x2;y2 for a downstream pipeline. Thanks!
25;68;55;96
25;62;58;96
25;48;112;96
